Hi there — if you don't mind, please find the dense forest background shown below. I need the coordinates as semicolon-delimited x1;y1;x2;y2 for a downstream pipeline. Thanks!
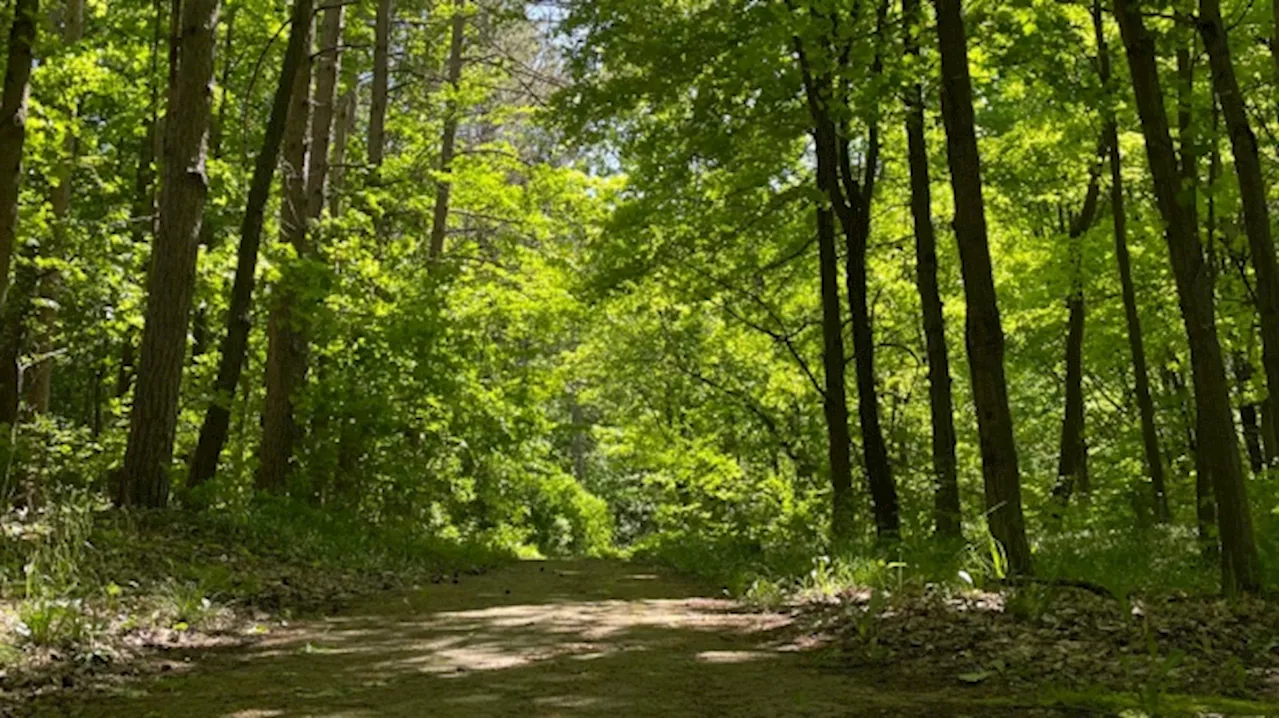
0;0;1270;669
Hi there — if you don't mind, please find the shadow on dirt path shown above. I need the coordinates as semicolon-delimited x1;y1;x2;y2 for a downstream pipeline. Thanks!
29;559;1063;717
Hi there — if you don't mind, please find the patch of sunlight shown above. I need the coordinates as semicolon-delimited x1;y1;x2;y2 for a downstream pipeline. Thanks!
443;693;502;705
224;710;284;718
532;695;604;708
695;650;775;664
624;573;659;580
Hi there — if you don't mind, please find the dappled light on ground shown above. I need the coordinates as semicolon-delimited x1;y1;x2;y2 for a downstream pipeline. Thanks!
26;560;1052;717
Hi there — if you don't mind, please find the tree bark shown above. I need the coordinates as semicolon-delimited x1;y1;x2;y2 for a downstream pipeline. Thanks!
1113;0;1259;594
844;1;898;540
902;0;959;537
1109;136;1169;521
328;88;355;216
25;0;86;415
1198;0;1279;464
816;199;856;544
0;0;38;316
933;0;1032;575
187;0;315;488
257;12;313;493
368;0;391;169
428;0;465;261
1235;355;1264;473
1052;138;1106;505
117;0;219;508
794;3;898;541
305;1;343;220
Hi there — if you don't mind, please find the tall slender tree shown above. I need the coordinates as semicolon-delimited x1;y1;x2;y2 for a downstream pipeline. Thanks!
1052;138;1106;505
1112;0;1259;593
187;0;316;488
428;0;466;261
902;0;959;537
26;0;86;414
117;0;220;507
368;0;391;169
933;0;1032;575
1093;2;1167;521
1198;0;1279;462
0;0;38;317
258;12;313;492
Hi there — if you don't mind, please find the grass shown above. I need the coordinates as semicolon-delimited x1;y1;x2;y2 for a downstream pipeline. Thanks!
0;494;517;707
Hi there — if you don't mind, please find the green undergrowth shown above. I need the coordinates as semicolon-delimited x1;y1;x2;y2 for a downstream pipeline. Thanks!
1032;687;1278;717
634;518;1276;603
0;493;515;696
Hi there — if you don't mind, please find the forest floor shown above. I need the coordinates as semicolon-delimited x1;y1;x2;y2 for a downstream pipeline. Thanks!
12;559;1276;717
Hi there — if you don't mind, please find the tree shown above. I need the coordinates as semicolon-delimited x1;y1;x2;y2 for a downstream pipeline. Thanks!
1198;0;1279;462
902;0;959;538
1093;1;1168;522
795;0;899;540
933;0;1032;575
0;0;37;325
118;0;221;507
1112;0;1260;593
26;0;86;414
188;0;316;488
1052;137;1105;504
258;12;314;493
428;0;466;261
369;0;392;169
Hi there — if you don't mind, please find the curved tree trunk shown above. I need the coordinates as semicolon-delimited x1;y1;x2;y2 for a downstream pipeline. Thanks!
1113;0;1259;594
118;0;219;507
187;0;315;488
934;0;1032;575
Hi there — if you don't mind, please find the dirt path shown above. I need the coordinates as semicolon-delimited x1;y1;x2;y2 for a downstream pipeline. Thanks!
32;560;1046;717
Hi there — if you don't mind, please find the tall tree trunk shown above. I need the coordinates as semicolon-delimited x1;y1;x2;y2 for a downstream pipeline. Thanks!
1235;355;1265;473
1108;135;1169;522
844;0;898;539
1198;0;1279;464
257;13;313;493
328;88;354;216
131;0;163;246
1113;0;1259;594
427;0;465;261
306;2;343;220
903;0;959;538
117;0;219;508
1273;0;1279;66
934;0;1032;575
368;0;391;169
26;0;86;415
792;22;856;539
1052;139;1105;505
0;0;38;316
0;247;38;429
816;200;856;544
187;0;315;488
